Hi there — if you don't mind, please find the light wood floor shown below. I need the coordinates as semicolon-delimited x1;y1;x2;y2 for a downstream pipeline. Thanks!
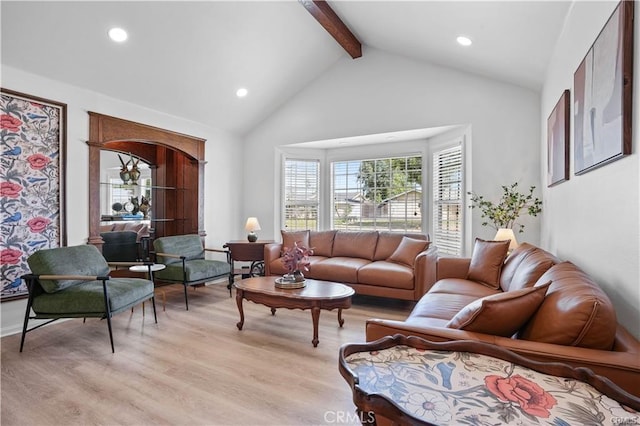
1;283;414;426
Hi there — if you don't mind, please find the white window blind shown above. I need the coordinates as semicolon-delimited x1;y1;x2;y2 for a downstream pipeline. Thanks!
283;159;319;231
432;145;463;256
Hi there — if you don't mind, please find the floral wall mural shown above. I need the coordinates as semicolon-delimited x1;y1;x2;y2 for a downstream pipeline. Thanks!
1;89;66;301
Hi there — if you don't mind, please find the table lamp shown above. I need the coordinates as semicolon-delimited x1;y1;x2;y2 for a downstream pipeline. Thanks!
494;228;518;252
245;217;261;242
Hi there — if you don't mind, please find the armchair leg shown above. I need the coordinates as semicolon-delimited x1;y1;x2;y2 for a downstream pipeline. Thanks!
101;279;115;353
106;314;115;353
183;282;189;310
19;296;33;353
151;297;158;323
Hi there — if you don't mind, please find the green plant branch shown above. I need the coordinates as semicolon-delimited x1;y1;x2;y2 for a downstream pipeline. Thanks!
468;182;542;233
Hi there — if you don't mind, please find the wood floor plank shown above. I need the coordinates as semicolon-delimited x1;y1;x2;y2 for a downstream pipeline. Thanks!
1;283;413;425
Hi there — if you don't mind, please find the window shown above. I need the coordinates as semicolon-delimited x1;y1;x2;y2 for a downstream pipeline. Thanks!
331;156;422;232
432;145;463;256
283;159;319;231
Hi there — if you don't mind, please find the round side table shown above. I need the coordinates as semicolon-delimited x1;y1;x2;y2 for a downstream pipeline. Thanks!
129;264;167;312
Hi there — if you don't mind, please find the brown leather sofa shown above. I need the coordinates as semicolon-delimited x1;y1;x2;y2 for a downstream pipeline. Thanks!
264;230;438;301
366;242;640;396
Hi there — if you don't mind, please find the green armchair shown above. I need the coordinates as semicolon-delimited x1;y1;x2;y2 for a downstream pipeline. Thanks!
21;245;157;353
153;234;231;310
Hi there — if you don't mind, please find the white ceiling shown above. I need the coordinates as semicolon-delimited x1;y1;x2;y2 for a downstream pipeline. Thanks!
1;1;571;137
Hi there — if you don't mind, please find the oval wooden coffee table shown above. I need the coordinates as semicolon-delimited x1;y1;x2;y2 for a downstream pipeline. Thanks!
234;276;355;347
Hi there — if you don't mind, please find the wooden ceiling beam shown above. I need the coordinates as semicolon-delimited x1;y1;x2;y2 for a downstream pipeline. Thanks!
299;0;362;59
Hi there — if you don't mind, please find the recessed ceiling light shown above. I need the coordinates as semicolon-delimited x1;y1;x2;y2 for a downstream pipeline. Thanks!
108;27;128;43
456;36;472;47
236;88;248;98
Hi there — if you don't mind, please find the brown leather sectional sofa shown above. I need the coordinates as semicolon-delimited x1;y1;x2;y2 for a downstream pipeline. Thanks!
366;242;640;396
264;230;438;301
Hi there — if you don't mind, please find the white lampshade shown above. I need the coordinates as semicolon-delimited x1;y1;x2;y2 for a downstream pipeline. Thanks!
494;228;518;251
245;217;261;232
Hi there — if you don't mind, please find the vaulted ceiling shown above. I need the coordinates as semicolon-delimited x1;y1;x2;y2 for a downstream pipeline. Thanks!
1;1;572;136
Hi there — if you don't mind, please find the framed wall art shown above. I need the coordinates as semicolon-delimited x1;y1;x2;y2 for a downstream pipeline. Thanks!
573;0;634;175
1;88;67;301
547;90;570;187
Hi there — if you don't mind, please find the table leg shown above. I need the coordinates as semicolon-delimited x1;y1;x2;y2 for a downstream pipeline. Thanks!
338;308;345;327
311;306;320;347
235;289;245;330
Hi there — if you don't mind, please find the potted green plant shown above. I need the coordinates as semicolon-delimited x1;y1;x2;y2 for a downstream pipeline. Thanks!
468;182;542;234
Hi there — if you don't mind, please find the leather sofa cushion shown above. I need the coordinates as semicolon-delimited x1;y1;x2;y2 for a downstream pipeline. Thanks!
499;243;537;290
357;261;414;290
309;230;337;257
446;281;551;337
466;238;510;289
374;232;426;260
408;290;485;321
269;255;326;276
387;237;429;267
405;317;449;328
268;258;287;276
507;248;557;292
429;278;502;299
519;262;617;350
307;257;370;283
111;221;149;242
332;232;378;260
281;230;310;251
100;224;114;233
499;242;557;292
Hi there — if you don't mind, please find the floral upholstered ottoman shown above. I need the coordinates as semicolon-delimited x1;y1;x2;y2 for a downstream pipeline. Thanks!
339;335;640;425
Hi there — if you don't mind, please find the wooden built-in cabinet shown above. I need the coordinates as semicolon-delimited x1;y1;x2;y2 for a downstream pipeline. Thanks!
88;112;206;250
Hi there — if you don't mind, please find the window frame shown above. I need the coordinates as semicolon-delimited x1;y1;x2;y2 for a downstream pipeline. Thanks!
281;156;321;231
330;154;424;233
278;131;470;254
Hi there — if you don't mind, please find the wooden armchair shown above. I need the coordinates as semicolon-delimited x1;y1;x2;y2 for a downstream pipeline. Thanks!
21;245;157;353
152;234;231;310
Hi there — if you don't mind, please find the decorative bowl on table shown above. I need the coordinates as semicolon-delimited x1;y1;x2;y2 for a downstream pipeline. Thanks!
275;276;306;289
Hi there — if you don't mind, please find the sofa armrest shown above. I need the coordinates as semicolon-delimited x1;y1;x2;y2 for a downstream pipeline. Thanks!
264;243;283;276
365;319;640;396
413;245;438;298
436;256;471;280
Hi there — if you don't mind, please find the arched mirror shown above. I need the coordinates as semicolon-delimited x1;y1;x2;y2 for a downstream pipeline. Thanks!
87;112;206;252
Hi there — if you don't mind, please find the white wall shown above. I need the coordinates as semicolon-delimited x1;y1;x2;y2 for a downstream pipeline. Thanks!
1;66;242;336
541;2;639;338
244;47;542;248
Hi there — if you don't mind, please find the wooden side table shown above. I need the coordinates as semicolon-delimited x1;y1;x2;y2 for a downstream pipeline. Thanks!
223;240;275;293
339;335;640;425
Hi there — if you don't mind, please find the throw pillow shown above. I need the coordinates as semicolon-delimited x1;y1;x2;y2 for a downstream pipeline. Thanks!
466;238;511;289
281;230;310;251
445;281;551;337
387;237;430;267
